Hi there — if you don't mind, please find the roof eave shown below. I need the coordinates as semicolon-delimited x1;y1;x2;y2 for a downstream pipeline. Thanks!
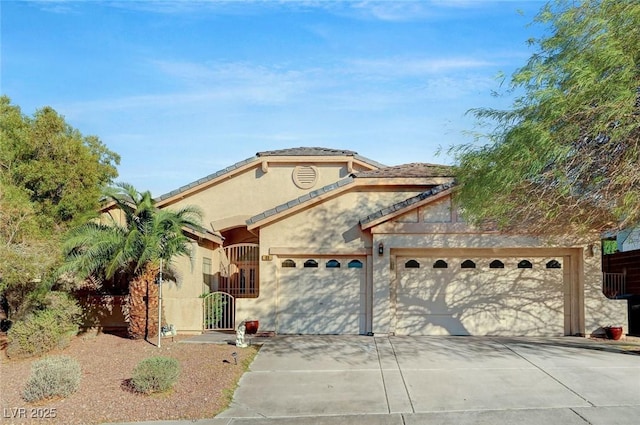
360;185;455;230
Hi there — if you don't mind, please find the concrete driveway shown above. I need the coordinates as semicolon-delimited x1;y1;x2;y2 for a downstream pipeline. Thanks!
215;335;640;425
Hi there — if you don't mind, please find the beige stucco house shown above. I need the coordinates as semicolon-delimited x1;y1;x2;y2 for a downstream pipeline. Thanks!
123;147;626;336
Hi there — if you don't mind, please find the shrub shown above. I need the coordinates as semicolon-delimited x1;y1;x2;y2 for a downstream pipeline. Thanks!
22;355;81;402
6;292;81;358
131;356;180;394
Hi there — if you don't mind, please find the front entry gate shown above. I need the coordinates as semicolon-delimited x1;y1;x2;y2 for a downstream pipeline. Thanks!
202;291;235;331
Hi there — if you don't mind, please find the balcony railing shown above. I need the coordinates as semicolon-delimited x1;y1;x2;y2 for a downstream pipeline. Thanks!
602;272;627;299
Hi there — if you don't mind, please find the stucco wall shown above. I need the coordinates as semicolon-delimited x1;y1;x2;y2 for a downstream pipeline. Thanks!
583;251;628;335
162;241;219;333
166;162;364;229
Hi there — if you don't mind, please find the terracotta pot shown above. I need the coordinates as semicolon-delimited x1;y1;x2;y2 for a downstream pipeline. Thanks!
604;326;623;340
245;320;259;335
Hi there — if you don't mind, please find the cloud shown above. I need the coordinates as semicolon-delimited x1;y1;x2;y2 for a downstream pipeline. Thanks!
25;0;81;14
60;53;500;121
345;57;495;78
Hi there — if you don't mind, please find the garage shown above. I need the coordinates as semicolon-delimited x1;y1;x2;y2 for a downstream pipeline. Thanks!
276;257;366;334
394;255;566;336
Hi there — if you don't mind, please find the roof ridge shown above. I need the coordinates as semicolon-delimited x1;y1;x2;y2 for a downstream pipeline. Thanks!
155;146;386;202
354;162;454;179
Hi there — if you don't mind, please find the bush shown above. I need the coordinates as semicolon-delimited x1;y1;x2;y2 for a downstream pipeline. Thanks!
6;292;81;358
131;356;180;394
22;355;81;402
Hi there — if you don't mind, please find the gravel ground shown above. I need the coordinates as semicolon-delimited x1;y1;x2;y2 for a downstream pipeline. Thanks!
0;332;258;425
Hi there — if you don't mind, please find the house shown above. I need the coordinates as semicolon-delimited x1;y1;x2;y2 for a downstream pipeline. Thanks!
96;147;627;336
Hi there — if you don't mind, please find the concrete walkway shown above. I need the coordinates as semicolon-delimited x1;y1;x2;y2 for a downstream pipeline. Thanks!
106;335;640;425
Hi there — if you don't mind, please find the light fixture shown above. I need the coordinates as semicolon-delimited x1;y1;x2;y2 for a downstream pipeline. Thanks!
378;242;384;256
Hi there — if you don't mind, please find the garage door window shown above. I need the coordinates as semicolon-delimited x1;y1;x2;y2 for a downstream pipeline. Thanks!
433;260;448;268
518;260;533;268
405;260;421;268
461;260;476;269
348;260;363;269
282;259;296;268
326;259;341;268
304;259;318;268
489;260;504;268
546;260;561;269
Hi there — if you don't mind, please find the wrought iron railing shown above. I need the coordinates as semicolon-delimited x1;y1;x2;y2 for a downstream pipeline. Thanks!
602;272;626;299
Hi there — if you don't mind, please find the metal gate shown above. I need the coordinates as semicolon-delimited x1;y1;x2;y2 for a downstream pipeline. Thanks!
202;291;235;331
219;243;260;298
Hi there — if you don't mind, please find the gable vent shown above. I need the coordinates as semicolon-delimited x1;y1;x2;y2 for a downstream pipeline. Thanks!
292;165;318;189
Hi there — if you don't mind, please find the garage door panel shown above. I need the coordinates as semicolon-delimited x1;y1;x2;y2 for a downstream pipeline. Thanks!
396;313;470;336
277;257;366;335
277;313;361;335
396;256;564;336
278;294;360;315
279;270;364;293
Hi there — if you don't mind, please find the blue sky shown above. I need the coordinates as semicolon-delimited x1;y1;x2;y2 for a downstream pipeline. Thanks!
2;0;546;196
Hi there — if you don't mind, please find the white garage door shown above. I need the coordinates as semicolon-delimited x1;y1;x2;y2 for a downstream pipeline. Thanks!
277;257;366;334
395;256;565;336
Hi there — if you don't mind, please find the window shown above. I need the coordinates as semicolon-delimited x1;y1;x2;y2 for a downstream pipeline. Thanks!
326;259;341;268
348;260;363;269
517;260;533;269
461;260;476;269
202;257;213;289
433;260;448;269
546;260;561;269
281;259;296;268
489;260;504;269
405;259;421;268
303;259;318;268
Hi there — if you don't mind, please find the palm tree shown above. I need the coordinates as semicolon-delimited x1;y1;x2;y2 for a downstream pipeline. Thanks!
61;183;202;339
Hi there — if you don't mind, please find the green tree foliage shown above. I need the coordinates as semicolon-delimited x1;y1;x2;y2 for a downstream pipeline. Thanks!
452;0;640;236
0;96;120;319
61;183;203;338
0;96;120;229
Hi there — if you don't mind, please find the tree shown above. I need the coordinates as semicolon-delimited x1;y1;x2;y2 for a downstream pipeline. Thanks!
0;96;120;229
61;183;203;339
0;97;120;320
452;0;640;237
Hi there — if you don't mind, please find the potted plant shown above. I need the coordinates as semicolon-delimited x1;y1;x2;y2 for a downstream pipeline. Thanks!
603;325;624;340
244;320;259;335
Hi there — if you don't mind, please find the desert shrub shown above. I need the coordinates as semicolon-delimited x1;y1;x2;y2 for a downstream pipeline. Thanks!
131;356;180;394
6;292;81;358
22;355;81;402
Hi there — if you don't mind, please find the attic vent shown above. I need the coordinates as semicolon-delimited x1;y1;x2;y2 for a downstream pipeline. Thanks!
292;165;318;189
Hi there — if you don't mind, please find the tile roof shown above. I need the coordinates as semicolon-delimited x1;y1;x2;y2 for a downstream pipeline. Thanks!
354;162;454;178
257;147;358;157
155;147;384;202
359;182;456;227
246;166;456;228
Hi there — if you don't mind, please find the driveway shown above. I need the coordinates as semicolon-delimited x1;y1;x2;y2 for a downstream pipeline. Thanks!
215;335;640;424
